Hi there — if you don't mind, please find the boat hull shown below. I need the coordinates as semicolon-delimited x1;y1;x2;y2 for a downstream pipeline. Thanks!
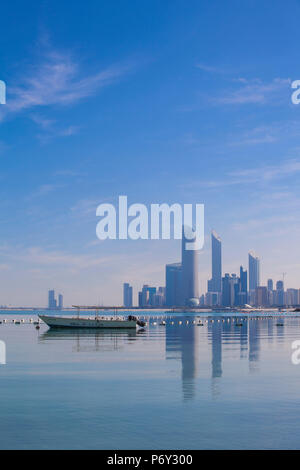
39;315;137;329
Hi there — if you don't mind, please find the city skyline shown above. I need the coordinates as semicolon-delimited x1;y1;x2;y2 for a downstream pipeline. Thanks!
1;224;297;308
124;228;300;308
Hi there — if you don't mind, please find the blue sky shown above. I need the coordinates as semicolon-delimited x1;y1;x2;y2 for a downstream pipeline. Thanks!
1;0;300;306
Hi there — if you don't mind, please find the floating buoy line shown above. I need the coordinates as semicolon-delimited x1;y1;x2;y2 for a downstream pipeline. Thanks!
0;314;296;329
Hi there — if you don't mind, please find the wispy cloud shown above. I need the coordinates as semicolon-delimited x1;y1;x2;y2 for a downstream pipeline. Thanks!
23;246;108;269
232;214;297;231
230;159;300;181
183;158;300;189
228;120;300;147
26;183;63;200
30;113;55;130
70;198;100;218
196;63;227;74
0;46;134;124
71;196;116;220
36;122;81;144
213;78;291;105
0;244;122;271
229;132;277;146
30;113;79;142
54;169;84;178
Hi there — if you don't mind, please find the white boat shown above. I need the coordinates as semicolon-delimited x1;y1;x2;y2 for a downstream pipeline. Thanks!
39;314;145;329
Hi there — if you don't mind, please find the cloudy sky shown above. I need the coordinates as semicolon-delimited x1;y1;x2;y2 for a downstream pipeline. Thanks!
1;0;300;306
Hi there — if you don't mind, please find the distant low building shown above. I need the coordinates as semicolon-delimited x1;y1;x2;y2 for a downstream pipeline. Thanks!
48;289;57;309
255;286;268;307
58;294;63;310
48;289;63;310
123;283;133;308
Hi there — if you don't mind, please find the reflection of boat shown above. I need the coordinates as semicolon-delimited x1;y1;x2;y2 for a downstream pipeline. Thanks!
39;328;140;352
39;328;138;340
39;314;145;329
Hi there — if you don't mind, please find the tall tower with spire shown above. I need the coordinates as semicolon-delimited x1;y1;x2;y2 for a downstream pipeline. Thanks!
181;225;200;305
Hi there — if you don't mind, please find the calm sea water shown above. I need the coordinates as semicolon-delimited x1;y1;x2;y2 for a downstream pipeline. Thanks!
0;310;300;450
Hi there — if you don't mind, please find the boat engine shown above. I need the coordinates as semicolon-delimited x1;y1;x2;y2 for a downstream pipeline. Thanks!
128;315;146;327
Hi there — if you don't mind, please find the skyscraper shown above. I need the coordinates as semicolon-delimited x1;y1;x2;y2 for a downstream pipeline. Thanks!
138;285;157;307
267;279;273;291
58;294;63;310
286;288;299;306
48;289;57;310
248;252;260;304
153;287;166;306
221;273;239;307
123;283;133;307
255;286;268;306
165;263;182;306
237;266;248;305
181;226;200;305
208;230;222;293
276;280;284;306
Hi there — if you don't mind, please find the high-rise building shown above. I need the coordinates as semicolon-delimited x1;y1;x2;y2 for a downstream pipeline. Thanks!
165;263;182;306
123;283;133;307
48;289;57;310
255;286;268;306
248;252;260;305
58;294;63;310
205;291;221;306
267;279;274;306
276;280;284;290
208;231;222;294
138;291;143;308
276;280;285;306
181;226;200;305
153;287;166;306
267;279;273;291
165;225;200;307
268;289;275;306
222;273;239;307
48;289;63;309
138;285;157;307
237;266;248;305
286;288;299;306
147;287;156;306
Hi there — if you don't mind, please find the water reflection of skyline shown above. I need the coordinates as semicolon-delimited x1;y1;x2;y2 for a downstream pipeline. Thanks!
165;317;283;401
166;323;200;400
